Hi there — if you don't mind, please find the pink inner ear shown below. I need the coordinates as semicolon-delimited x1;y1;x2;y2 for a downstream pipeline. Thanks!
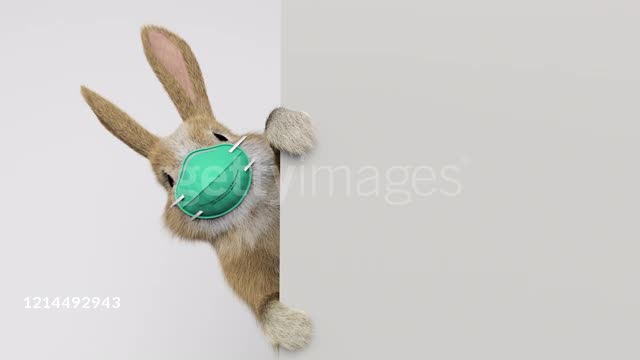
148;30;196;102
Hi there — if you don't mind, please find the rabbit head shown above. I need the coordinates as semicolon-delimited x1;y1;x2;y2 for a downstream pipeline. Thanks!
80;26;301;243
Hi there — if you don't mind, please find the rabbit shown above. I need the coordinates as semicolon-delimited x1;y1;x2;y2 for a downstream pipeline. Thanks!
80;25;314;350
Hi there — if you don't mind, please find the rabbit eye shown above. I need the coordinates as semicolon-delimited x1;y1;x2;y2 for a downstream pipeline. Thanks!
213;133;228;142
164;172;175;188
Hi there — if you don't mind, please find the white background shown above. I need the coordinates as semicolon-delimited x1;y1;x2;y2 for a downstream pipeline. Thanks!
0;1;279;359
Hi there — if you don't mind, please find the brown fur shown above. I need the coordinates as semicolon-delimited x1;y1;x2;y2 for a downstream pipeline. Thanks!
80;25;312;350
80;87;158;157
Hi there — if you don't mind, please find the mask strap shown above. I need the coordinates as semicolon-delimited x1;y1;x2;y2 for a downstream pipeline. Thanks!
229;135;247;153
244;159;255;172
190;210;204;221
171;194;185;207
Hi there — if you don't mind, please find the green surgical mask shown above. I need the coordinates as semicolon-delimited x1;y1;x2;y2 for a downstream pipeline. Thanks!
171;136;254;220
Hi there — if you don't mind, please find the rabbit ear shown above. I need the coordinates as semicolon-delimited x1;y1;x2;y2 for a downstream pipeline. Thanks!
141;25;214;122
81;86;159;158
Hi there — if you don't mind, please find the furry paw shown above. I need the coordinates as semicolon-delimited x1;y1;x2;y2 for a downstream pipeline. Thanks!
265;107;315;156
261;300;313;351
